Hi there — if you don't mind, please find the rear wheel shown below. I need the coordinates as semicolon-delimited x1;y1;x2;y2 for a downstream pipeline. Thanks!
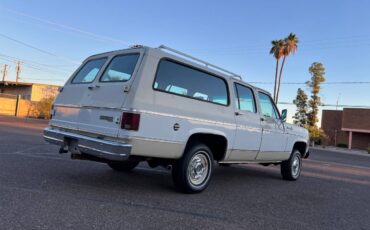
172;143;214;193
108;161;139;172
281;150;302;180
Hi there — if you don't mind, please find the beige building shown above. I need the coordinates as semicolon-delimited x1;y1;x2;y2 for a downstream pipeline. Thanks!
0;81;60;101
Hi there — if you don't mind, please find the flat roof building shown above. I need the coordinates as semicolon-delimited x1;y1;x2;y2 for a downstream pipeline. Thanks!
0;81;60;101
321;108;370;150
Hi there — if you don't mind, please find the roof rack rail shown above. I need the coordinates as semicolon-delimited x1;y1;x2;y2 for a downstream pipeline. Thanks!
158;45;242;80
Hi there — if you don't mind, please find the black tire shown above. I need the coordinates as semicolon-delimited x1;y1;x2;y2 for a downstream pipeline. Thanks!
281;150;302;181
172;143;214;193
108;161;139;172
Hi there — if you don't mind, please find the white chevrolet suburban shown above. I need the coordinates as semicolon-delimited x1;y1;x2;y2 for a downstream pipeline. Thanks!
44;45;309;193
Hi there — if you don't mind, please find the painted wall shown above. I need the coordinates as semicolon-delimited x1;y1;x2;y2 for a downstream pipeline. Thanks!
30;84;59;102
0;97;16;116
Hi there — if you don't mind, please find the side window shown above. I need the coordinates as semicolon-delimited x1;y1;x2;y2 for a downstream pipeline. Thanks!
100;54;140;82
153;59;229;106
258;92;279;119
234;83;256;113
72;58;107;83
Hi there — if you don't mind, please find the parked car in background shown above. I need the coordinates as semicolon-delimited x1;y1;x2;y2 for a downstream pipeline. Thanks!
44;45;309;193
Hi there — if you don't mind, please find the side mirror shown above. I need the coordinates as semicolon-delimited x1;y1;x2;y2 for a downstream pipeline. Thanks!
281;109;287;122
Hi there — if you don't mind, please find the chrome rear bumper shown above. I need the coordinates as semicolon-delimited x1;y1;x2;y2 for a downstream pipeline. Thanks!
43;127;131;161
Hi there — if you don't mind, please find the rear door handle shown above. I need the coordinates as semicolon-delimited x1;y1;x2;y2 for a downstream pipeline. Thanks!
235;112;244;116
260;117;265;121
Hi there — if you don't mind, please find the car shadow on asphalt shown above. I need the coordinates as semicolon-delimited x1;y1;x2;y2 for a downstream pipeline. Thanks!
57;162;283;194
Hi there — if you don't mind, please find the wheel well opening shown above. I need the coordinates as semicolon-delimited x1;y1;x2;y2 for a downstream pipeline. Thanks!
293;142;307;157
185;134;228;161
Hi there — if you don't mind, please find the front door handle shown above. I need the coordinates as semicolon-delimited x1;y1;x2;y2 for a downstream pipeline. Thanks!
260;117;265;122
88;85;100;90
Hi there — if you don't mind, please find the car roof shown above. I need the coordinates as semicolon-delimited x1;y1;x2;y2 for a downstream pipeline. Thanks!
85;46;271;96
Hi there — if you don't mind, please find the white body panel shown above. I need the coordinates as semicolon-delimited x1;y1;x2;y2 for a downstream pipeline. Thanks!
228;111;262;161
50;46;309;163
257;117;289;160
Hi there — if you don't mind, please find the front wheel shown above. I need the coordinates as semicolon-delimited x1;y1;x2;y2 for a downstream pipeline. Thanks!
281;150;302;180
172;143;214;193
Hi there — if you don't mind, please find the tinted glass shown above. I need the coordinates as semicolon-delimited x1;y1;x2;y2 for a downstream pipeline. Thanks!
100;54;140;82
235;84;256;113
72;58;107;83
258;92;278;119
154;60;229;105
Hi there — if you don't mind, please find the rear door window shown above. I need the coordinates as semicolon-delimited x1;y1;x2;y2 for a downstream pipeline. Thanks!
72;58;107;84
234;83;256;113
100;54;140;82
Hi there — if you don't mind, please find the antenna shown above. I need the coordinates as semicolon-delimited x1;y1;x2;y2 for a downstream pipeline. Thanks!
158;45;242;80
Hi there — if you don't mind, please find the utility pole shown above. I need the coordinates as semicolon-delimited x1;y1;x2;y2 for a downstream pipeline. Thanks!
335;93;341;110
1;64;8;82
15;61;22;83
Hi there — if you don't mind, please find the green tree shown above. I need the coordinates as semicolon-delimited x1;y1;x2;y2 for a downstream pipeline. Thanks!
306;62;326;143
292;88;308;127
307;62;325;127
275;33;299;103
269;39;284;102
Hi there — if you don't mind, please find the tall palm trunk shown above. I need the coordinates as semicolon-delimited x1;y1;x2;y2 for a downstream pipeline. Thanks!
273;59;279;101
275;55;286;103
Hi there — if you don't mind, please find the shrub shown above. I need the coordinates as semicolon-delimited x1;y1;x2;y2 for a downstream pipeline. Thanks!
306;125;327;146
28;96;55;119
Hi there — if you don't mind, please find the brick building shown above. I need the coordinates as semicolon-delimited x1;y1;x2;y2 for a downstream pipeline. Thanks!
321;108;370;150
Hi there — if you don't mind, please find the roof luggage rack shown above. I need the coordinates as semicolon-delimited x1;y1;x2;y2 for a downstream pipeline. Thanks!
158;45;242;80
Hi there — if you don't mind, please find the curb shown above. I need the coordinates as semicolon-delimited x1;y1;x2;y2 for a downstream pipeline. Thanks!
311;146;370;157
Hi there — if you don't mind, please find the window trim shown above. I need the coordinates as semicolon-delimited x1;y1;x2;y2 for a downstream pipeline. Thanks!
99;53;140;83
234;82;257;113
152;58;230;107
71;57;108;84
257;91;281;119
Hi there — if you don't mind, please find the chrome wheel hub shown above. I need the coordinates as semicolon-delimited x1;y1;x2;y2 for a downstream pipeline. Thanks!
187;152;209;186
292;156;300;177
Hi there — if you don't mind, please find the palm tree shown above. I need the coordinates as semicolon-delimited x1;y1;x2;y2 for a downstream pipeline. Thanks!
275;33;298;103
269;39;284;102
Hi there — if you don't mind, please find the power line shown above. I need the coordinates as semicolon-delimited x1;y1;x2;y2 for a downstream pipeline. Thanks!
278;102;370;108
0;33;80;64
249;81;370;85
21;77;66;82
0;56;72;76
0;7;133;46
0;53;77;68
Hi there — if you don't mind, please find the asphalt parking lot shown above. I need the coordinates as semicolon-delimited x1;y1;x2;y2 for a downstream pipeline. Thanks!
0;116;369;230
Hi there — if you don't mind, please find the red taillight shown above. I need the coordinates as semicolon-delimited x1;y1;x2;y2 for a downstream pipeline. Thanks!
121;112;140;131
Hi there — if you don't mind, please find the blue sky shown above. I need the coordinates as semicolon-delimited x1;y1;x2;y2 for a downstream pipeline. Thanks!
0;0;370;121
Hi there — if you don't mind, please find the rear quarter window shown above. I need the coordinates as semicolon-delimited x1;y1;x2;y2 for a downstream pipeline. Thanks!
153;59;229;106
